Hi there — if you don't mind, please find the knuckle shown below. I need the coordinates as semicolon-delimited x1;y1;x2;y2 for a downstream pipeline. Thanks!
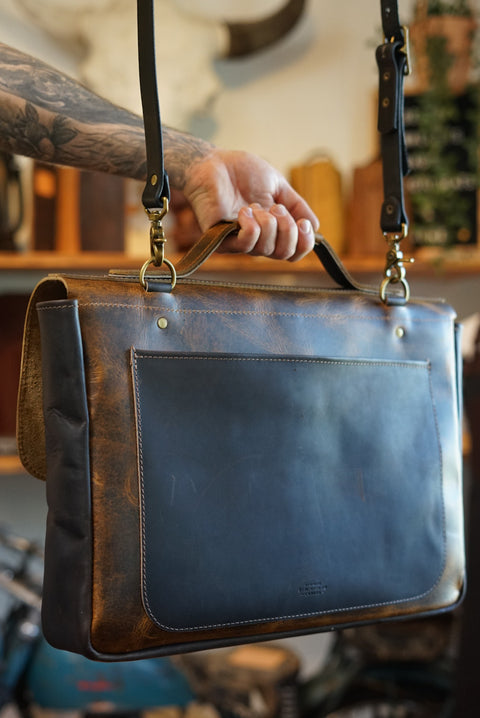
271;238;296;260
235;227;260;254
272;246;295;261
264;214;278;234
236;237;258;254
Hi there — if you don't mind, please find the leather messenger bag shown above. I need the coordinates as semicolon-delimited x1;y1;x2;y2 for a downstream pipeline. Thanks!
17;0;465;660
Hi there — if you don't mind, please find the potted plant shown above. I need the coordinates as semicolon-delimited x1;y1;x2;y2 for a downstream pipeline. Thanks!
404;0;479;248
410;0;477;94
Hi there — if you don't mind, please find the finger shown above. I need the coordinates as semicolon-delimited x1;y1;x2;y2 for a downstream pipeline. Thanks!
216;205;260;254
216;205;315;260
248;204;277;256
268;204;298;260
288;218;316;262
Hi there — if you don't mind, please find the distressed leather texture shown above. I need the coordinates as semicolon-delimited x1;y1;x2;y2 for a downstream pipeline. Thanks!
16;245;464;661
16;0;462;662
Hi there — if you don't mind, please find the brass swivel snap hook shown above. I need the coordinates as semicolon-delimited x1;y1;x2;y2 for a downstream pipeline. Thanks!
379;226;414;304
139;196;177;291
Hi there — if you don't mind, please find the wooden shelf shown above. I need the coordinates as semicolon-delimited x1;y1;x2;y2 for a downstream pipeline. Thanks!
0;251;146;272
406;246;480;276
1;246;480;276
0;454;24;475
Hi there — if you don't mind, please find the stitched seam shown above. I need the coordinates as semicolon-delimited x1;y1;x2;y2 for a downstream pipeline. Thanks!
73;302;450;324
116;275;446;303
143;593;443;633
135;355;427;370
133;353;449;633
37;304;77;311
131;350;150;627
427;361;448;588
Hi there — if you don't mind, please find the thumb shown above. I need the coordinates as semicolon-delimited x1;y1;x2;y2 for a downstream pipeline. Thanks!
275;182;320;231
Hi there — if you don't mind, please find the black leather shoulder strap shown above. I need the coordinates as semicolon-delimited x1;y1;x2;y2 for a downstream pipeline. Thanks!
137;0;170;210
381;0;403;42
377;0;410;236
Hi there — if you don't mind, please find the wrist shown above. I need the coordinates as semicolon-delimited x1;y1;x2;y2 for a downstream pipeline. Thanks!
163;126;215;191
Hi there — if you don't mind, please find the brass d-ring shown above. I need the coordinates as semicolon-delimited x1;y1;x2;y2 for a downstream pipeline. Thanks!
139;257;177;291
380;275;410;304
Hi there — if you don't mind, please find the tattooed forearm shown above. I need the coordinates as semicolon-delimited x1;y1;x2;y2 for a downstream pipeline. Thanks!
0;42;142;126
162;129;213;191
0;42;148;179
0;42;214;188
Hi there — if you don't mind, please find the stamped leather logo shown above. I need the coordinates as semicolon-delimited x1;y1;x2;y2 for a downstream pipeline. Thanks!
298;581;328;597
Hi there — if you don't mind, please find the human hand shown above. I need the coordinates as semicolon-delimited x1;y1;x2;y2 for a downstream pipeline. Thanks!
182;149;319;261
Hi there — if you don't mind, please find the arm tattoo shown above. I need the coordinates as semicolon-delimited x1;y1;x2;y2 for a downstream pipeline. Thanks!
0;42;213;188
163;129;212;191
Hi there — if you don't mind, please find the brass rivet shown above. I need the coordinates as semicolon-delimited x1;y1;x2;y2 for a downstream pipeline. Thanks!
395;326;405;338
383;71;391;81
151;174;158;185
382;97;390;108
157;317;168;329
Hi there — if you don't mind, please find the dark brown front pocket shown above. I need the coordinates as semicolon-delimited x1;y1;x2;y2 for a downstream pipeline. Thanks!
131;350;444;632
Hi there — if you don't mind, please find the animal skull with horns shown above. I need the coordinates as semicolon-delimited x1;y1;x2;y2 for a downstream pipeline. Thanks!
16;0;306;129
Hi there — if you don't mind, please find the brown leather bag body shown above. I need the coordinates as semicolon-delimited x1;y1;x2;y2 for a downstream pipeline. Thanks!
17;226;464;660
16;0;465;661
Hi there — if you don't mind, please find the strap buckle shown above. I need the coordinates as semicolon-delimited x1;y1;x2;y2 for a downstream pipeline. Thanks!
400;25;412;76
384;24;411;76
